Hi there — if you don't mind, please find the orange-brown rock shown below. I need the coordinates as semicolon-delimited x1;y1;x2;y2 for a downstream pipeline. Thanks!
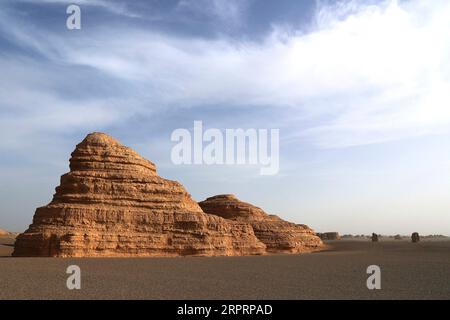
199;195;323;253
13;133;266;257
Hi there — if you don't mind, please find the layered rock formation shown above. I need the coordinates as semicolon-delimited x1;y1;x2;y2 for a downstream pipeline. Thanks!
13;133;266;257
199;195;323;253
317;232;340;241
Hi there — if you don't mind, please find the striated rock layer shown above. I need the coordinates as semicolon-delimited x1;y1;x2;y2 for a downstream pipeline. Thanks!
317;232;340;241
199;195;323;253
13;133;266;257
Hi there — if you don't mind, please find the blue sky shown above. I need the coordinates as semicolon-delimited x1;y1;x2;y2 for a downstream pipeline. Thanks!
1;0;450;235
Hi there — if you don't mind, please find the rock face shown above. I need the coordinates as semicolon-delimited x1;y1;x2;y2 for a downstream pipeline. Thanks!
317;232;340;241
411;232;420;243
198;195;323;253
13;133;266;257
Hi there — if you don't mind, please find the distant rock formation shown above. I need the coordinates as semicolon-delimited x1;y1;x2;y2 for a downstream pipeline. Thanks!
371;233;379;242
422;234;448;239
411;232;420;243
0;228;9;236
13;133;266;257
341;234;370;239
394;234;402;240
198;194;323;253
317;232;340;241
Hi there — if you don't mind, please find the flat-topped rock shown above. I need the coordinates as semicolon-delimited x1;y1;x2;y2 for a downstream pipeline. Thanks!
411;232;420;243
199;195;323;253
13;133;266;257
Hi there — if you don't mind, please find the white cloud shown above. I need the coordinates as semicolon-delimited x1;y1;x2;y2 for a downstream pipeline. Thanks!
1;0;450;148
0;55;127;150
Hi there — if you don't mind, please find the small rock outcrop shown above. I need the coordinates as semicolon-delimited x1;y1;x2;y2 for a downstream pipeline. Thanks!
411;232;420;243
317;232;340;241
199;194;323;253
371;233;379;242
0;228;9;236
13;133;266;257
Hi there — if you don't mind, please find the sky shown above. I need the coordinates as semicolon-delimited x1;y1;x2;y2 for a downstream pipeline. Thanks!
0;0;450;235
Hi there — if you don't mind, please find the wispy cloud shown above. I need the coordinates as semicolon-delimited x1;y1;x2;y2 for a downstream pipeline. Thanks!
9;0;141;18
1;0;450;149
0;56;125;150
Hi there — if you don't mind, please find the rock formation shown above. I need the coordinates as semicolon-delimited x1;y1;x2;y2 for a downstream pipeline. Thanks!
371;233;379;242
198;195;323;253
411;232;420;243
317;232;340;241
13;133;266;257
0;228;9;236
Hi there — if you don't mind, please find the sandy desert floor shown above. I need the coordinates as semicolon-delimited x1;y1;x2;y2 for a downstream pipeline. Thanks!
0;239;449;300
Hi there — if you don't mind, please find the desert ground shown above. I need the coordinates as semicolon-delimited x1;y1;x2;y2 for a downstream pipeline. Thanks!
0;235;15;257
0;238;449;300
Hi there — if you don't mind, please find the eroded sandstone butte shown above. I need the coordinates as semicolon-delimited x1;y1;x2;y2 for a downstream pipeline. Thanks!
199;195;323;253
13;133;266;257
